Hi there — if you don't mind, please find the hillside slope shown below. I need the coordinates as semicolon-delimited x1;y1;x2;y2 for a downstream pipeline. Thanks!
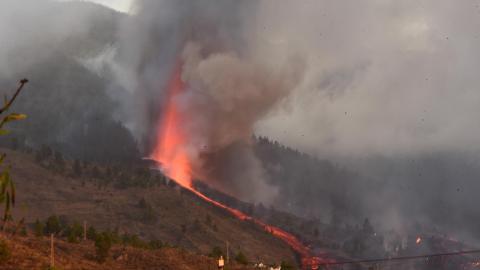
0;235;253;270
2;148;297;266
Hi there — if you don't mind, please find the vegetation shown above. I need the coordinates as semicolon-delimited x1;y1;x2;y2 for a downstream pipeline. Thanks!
280;261;296;270
0;239;11;263
34;219;44;237
44;215;62;235
95;232;112;263
208;246;223;258
0;79;28;224
86;226;97;241
66;222;83;243
234;251;248;265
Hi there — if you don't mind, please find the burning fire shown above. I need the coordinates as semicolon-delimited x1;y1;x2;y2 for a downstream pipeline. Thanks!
416;236;422;244
150;61;318;266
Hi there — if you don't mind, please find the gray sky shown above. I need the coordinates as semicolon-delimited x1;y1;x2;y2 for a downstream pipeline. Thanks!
59;0;133;12
251;0;480;159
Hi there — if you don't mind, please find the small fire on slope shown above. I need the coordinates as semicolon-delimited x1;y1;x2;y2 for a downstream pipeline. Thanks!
150;62;326;268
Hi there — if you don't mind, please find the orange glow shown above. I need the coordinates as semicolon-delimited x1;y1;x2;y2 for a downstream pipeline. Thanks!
416;237;422;244
151;61;325;268
151;62;192;188
188;187;310;257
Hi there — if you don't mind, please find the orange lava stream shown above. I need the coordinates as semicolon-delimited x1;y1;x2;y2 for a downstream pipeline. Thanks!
151;61;326;268
188;187;310;257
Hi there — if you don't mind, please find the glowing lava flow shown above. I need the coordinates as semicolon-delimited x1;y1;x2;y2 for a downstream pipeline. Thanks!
151;62;325;268
151;63;192;188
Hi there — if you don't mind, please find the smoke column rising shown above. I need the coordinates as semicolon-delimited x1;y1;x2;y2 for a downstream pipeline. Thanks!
117;0;304;203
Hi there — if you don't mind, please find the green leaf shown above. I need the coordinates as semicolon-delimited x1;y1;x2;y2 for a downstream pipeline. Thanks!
4;113;27;122
0;129;10;136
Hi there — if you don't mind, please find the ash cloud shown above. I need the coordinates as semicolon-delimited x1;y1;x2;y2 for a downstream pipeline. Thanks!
116;0;304;203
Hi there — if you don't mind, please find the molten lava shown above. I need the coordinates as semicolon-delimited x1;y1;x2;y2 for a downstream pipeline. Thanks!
151;63;192;188
151;61;324;268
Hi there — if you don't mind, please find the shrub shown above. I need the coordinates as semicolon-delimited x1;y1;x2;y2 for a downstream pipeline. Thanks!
148;239;163;250
34;219;44;237
65;222;83;243
0;239;11;263
280;261;296;270
122;233;148;249
86;226;97;240
235;251;248;265
209;246;223;258
45;215;62;235
95;232;112;263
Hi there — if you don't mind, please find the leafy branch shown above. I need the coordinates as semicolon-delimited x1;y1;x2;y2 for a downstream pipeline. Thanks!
0;79;28;225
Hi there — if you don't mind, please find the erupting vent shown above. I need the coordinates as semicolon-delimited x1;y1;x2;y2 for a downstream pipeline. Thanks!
151;62;192;188
150;62;325;268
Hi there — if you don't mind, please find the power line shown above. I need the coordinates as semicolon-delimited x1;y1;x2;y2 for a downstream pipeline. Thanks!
317;249;480;266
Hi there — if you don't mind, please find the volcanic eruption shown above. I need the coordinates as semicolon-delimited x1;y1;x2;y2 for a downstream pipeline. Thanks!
124;0;315;267
149;57;317;264
150;62;192;189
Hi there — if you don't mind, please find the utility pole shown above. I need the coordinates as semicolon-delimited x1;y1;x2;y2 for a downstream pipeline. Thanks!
50;233;55;268
226;241;229;264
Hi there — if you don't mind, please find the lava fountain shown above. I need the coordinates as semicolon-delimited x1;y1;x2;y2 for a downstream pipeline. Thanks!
150;62;327;268
150;62;192;189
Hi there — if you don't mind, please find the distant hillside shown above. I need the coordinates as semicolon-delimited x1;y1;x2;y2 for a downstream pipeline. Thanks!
0;1;135;163
254;136;364;222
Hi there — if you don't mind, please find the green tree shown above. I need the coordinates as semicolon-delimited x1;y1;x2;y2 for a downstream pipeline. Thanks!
45;215;62;235
66;222;83;243
87;226;97;240
34;219;44;237
209;246;223;258
95;232;112;263
234;251;248;265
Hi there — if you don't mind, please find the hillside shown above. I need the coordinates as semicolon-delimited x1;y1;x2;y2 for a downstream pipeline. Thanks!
0;235;250;270
1;148;297;267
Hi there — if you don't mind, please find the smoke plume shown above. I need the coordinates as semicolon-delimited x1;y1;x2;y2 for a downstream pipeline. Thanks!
116;0;304;203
